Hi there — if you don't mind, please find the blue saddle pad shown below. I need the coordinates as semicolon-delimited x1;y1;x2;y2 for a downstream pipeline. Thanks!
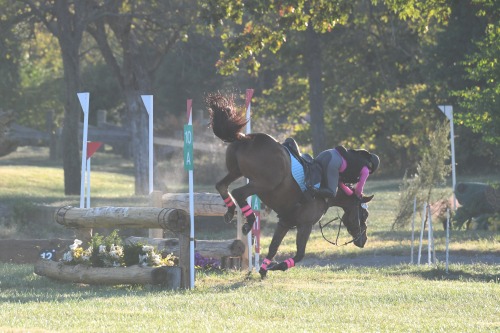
284;147;307;192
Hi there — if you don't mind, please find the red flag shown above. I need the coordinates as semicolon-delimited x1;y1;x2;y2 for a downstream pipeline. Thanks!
87;141;103;159
186;99;192;123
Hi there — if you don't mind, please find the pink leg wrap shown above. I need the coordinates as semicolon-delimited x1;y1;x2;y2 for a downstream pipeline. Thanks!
284;258;295;269
223;196;235;207
260;258;271;270
241;204;254;218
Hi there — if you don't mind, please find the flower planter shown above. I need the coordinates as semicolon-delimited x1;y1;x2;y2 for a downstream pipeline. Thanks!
34;259;182;290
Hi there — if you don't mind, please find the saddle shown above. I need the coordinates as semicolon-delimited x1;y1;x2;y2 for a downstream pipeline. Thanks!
282;138;322;199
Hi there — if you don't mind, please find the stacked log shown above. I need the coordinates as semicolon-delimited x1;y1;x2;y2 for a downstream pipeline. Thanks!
162;193;226;216
125;236;245;259
55;206;189;232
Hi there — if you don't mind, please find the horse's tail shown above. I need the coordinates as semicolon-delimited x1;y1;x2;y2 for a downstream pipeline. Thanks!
206;92;249;142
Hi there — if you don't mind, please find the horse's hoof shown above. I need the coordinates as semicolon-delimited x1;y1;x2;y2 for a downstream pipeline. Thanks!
242;223;252;235
259;268;268;279
224;211;235;224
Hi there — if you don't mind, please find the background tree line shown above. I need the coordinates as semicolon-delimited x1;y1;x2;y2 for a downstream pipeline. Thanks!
0;0;498;195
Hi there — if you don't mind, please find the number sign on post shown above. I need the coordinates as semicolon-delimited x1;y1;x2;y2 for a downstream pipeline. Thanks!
184;124;194;171
184;99;195;289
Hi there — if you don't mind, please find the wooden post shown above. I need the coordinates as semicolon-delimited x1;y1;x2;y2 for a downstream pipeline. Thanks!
149;191;164;238
178;220;190;289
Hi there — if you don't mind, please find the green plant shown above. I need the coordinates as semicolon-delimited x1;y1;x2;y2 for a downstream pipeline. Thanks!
61;230;177;268
392;121;452;229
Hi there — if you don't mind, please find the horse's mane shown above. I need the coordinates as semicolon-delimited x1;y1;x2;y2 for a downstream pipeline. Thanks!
206;92;248;142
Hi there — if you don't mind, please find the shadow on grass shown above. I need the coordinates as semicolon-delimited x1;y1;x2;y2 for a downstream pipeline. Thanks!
324;262;500;283
413;266;500;283
368;229;498;242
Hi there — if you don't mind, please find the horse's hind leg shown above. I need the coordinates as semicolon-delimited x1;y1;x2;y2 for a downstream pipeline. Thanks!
215;172;241;224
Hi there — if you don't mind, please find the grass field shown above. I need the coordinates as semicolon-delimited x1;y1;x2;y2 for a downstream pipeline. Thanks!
0;147;499;332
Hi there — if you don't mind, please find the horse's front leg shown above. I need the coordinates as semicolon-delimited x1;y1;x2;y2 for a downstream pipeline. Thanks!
267;222;313;273
231;182;265;235
259;222;289;279
215;173;241;224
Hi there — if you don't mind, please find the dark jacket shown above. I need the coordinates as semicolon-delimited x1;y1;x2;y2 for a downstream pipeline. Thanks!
335;146;371;183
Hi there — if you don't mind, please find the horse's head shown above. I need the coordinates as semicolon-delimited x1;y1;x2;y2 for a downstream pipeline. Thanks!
329;193;373;248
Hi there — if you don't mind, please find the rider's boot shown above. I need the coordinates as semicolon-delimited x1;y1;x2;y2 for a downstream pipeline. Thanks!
315;188;336;199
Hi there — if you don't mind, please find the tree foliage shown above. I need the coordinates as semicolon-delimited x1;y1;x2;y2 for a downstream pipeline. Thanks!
0;0;498;190
452;0;500;145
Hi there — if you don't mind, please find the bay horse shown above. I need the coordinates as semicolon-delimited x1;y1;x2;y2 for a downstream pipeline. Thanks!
206;92;373;278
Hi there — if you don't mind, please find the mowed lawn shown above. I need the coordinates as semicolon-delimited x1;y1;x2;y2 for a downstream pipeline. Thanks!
0;263;499;332
0;147;499;332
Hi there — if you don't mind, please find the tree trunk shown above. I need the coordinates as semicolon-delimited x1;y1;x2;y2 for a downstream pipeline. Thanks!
52;1;85;195
304;24;326;156
124;91;150;195
120;30;152;195
59;46;82;195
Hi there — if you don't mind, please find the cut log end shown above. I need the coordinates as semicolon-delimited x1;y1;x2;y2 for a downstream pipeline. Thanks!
159;208;189;232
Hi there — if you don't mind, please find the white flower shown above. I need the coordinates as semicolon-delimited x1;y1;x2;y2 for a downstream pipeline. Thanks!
99;245;107;253
151;253;161;266
69;239;82;250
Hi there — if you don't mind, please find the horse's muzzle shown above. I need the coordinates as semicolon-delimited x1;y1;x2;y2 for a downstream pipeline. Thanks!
354;234;367;248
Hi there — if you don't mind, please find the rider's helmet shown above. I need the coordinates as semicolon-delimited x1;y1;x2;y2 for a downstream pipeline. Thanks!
368;153;380;174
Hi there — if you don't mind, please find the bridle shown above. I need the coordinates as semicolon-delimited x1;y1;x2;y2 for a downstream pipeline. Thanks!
319;202;367;247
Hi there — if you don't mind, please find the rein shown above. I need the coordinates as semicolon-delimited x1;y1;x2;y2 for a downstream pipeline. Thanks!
319;203;366;247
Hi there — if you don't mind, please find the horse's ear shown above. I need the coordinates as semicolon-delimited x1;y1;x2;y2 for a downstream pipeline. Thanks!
362;194;374;203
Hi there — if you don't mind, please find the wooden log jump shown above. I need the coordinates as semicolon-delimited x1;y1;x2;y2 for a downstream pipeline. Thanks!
34;259;181;289
55;206;189;232
162;192;226;216
125;236;245;259
34;192;246;289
